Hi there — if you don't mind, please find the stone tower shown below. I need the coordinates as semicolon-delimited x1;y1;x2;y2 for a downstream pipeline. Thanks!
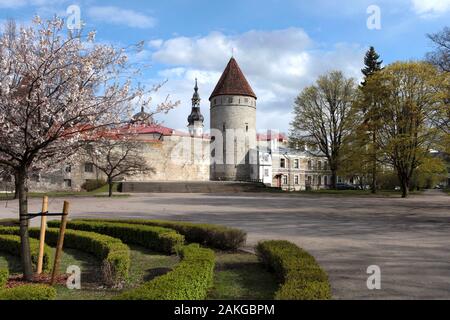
187;78;204;137
209;57;257;181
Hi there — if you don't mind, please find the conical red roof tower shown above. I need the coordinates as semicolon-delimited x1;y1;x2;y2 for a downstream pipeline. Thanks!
209;57;257;101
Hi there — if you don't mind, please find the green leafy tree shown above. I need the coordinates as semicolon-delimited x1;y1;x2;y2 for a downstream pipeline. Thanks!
364;62;448;198
290;71;357;189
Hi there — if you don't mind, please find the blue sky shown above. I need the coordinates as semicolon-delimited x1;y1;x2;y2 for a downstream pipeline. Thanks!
0;0;449;132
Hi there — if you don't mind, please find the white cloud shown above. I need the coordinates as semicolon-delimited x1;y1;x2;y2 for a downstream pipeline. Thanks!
88;6;156;29
147;28;365;133
411;0;450;17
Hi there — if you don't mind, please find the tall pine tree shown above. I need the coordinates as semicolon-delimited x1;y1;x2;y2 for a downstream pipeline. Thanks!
361;46;383;86
361;46;383;193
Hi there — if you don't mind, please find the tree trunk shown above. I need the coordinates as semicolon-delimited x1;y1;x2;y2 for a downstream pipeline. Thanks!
400;176;409;198
14;172;19;200
331;169;337;189
371;163;377;194
371;131;377;194
17;168;33;280
108;178;113;198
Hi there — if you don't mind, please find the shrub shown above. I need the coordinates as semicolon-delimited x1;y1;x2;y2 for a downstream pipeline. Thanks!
0;234;52;273
0;227;130;286
48;220;184;254
256;240;331;300
0;284;56;300
0;219;20;227
117;244;215;300
81;179;106;192
0;269;8;288
76;219;246;251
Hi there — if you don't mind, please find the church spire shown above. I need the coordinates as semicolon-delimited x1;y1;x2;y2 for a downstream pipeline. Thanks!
188;78;204;137
191;78;201;107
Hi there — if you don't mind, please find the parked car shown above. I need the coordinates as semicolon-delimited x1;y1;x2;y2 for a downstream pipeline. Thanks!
336;183;358;190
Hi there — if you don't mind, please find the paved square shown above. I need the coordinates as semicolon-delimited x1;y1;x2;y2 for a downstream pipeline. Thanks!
1;190;449;299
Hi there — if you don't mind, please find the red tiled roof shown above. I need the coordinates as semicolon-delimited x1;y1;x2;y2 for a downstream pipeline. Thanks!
131;124;174;136
257;132;288;142
209;57;257;101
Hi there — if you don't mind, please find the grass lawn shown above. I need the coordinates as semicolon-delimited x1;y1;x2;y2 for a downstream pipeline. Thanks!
0;183;129;201
0;245;179;300
208;251;278;300
1;249;278;300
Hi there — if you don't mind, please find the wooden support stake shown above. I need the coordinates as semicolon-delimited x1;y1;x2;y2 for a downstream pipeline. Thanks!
36;196;48;275
50;201;69;285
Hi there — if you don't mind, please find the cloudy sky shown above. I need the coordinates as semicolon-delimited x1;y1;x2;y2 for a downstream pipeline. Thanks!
0;0;449;133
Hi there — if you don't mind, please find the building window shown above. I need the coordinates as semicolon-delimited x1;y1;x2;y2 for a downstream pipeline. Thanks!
294;175;299;185
282;175;288;185
307;176;312;185
318;161;322;170
264;169;269;177
65;165;71;173
214;98;217;105
294;159;299;169
280;158;286;168
84;163;94;173
245;98;249;103
245;123;249;132
64;179;72;188
308;160;312;170
228;97;233;103
318;176;322;186
324;162;328;170
325;176;328;186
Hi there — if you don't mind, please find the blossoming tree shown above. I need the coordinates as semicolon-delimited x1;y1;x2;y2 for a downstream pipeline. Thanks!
0;17;176;280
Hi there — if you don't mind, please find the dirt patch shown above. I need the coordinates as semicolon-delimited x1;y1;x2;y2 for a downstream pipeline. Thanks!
6;273;68;289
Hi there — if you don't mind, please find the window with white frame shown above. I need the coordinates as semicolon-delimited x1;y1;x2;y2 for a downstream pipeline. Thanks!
294;159;299;169
294;175;299;185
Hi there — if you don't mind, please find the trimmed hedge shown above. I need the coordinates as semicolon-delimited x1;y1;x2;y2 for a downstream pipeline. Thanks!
0;269;8;288
75;219;246;251
117;244;215;300
0;284;56;300
0;234;52;273
256;240;331;300
0;227;130;286
0;268;56;300
48;220;184;254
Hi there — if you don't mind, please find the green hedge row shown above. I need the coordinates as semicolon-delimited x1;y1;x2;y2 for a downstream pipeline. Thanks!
0;269;8;288
256;240;331;300
118;244;215;300
0;227;130;286
0;233;52;273
0;284;56;300
75;219;246;251
0;268;56;300
48;220;184;254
